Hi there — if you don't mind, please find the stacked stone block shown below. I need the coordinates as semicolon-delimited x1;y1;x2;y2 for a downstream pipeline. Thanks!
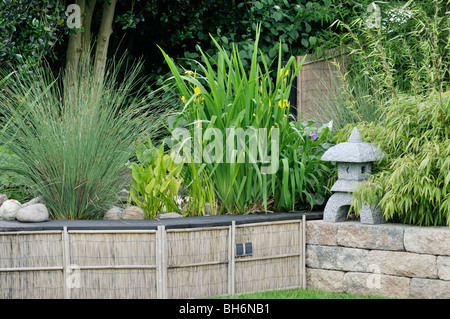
306;220;450;299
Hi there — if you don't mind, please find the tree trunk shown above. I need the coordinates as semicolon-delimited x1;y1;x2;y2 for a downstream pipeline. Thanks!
93;0;118;84
81;0;97;56
65;0;85;85
65;0;97;84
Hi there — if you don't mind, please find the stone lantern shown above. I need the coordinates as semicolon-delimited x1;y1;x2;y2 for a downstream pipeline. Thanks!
321;127;385;224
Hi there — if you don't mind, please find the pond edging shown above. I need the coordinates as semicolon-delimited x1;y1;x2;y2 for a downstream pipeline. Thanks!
0;211;323;231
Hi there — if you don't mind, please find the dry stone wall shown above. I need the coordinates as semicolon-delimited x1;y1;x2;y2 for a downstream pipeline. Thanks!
305;220;450;299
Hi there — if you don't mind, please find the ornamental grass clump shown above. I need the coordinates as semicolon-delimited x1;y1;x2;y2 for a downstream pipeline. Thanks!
0;59;166;220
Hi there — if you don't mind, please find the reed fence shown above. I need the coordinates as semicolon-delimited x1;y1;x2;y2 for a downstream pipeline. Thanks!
0;216;306;299
295;49;348;121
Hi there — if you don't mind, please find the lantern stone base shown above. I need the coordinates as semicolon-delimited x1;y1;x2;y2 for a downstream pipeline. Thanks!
359;203;385;224
323;192;353;223
323;192;385;225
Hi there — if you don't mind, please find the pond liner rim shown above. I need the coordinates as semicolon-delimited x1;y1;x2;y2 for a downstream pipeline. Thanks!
0;211;323;232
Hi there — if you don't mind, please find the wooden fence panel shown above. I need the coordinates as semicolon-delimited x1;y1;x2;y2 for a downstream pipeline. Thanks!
0;216;306;299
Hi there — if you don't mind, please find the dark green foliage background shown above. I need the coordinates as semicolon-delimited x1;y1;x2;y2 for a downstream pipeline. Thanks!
0;0;374;79
0;0;66;73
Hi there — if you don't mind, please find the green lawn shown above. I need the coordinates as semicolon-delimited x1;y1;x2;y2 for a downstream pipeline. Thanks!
211;288;387;299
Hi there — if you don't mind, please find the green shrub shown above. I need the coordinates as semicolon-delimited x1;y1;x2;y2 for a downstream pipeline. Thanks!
0;0;66;74
340;92;450;226
323;0;450;226
129;140;183;219
130;138;218;218
120;0;372;87
0;59;167;220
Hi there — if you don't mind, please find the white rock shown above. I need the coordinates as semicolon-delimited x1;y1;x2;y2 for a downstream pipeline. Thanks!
122;206;145;220
157;212;183;219
104;206;124;220
0;199;22;220
16;203;49;222
22;197;43;208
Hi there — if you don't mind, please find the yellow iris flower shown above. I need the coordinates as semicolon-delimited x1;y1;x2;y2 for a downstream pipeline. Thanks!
279;68;289;77
278;99;289;109
185;70;197;77
193;86;204;104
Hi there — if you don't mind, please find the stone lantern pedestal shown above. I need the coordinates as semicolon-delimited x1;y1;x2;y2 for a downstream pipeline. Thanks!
321;127;385;224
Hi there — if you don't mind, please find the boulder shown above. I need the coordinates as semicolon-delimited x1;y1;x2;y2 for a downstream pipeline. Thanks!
0;199;22;220
122;206;145;220
306;221;339;246
103;206;124;220
306;268;345;293
22;197;43;208
343;272;410;299
437;256;450;281
16;203;49;222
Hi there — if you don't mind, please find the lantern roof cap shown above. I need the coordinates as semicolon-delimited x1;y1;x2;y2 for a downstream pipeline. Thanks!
321;127;385;163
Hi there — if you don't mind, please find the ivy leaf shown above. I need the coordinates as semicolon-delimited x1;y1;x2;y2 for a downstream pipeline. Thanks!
289;29;299;40
273;11;282;21
254;1;263;10
301;38;309;47
184;51;199;59
304;22;312;33
269;47;278;59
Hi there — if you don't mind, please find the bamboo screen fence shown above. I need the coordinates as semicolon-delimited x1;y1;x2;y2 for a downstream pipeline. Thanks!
295;49;348;121
0;217;306;299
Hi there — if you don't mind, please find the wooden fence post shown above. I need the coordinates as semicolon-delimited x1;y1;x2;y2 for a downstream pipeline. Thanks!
156;225;168;299
302;215;306;289
228;221;236;295
62;226;71;299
